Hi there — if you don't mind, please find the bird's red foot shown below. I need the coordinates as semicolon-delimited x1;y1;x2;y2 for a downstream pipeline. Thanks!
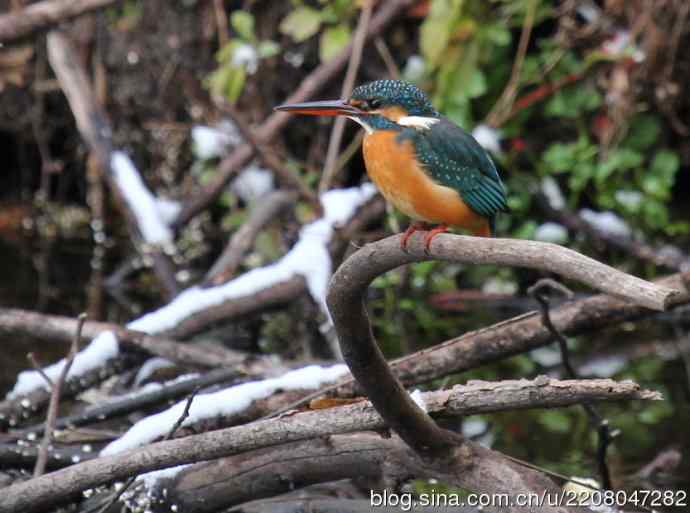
423;224;448;254
400;221;428;251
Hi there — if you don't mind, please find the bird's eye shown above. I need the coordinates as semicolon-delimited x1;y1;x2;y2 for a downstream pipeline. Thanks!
368;98;382;109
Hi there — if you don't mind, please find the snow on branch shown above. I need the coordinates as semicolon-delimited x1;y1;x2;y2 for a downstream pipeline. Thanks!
0;377;658;513
7;184;375;399
101;364;349;456
110;152;177;245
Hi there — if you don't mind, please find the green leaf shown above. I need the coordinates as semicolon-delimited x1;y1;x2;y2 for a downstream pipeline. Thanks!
624;114;660;150
638;401;673;425
231;11;255;41
420;0;464;67
543;142;577;172
257;40;280;58
280;6;322;42
539;410;571;433
641;150;679;199
544;85;602;118
319;24;351;62
595;148;643;185
207;65;246;103
481;23;511;46
651;149;680;180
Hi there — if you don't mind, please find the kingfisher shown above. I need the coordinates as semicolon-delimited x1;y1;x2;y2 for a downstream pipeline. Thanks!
275;79;508;250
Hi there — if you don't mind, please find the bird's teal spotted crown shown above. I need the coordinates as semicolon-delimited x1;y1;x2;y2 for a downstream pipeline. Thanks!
351;80;437;118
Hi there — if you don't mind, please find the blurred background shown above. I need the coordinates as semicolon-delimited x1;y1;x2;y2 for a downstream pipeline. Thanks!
0;0;688;501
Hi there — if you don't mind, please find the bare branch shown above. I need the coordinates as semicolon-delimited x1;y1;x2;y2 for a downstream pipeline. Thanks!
327;233;679;456
0;307;250;369
538;194;690;272
204;190;297;286
0;377;656;513
33;313;86;477
0;0;121;44
216;102;317;205
46;30;179;299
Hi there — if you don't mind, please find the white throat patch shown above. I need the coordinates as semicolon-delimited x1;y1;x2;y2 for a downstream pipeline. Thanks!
397;116;439;130
347;116;374;134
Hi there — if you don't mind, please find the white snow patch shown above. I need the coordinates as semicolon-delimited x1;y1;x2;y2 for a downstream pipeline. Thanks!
101;364;349;456
530;347;563;367
472;124;501;153
8;332;119;399
410;389;427;412
462;417;488;438
615;190;643;210
231;163;275;202
579;209;631;238
137;464;191;490
11;184;374;398
191;120;242;160
232;43;259;74
481;277;518;295
134;358;176;386
534;222;568;244
109;374;200;404
155;198;181;226
403;55;426;82
579;355;626;378
111;152;173;244
541;176;566;209
576;4;600;23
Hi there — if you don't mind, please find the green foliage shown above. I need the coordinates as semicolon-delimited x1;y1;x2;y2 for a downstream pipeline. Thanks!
206;11;279;102
279;0;355;63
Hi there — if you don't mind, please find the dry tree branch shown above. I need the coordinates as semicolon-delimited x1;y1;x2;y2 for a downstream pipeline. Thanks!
0;0;121;43
0;307;250;369
0;377;657;513
204;190;298;286
538;194;690;272
46;30;179;299
327;233;678;454
216;102;317;205
173;0;416;228
33;313;86;477
10;367;246;442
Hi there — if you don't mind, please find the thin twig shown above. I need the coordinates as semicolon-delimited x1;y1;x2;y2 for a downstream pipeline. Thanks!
27;353;54;388
204;190;297;286
374;36;401;79
527;279;615;490
216;100;317;205
485;0;537;127
319;0;372;193
91;387;200;513
33;313;86;477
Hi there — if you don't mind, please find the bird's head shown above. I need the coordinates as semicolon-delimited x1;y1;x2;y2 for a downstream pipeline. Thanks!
275;79;438;133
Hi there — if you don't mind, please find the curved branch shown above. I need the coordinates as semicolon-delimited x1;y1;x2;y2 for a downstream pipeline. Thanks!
327;233;680;455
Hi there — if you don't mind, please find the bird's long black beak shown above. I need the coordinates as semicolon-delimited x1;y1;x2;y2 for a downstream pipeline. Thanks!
274;99;363;117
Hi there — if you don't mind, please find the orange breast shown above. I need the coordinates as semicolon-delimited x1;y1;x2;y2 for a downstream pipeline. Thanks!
362;130;489;234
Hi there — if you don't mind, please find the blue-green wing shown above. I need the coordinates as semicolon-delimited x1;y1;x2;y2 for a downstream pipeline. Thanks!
398;118;508;221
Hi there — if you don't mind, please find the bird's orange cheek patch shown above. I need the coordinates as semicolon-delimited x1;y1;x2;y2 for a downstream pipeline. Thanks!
377;106;408;123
